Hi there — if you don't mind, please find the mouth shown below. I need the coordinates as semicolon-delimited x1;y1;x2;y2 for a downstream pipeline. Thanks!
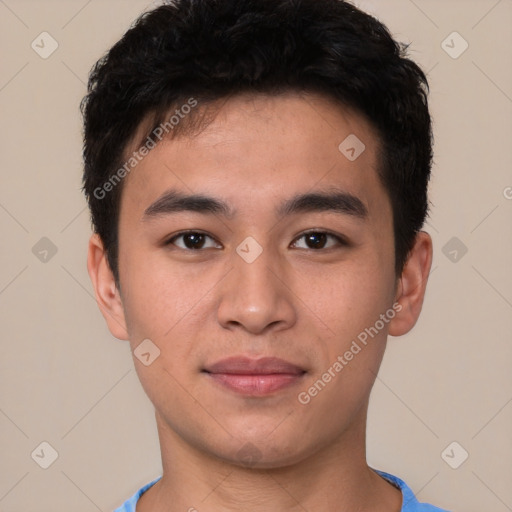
202;356;307;396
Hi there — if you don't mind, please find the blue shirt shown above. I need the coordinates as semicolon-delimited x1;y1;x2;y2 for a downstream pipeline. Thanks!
113;470;450;511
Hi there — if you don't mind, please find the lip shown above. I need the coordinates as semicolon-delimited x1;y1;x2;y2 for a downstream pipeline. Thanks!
203;356;306;396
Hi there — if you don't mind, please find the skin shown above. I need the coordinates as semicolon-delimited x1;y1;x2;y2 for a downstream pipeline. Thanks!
88;91;433;512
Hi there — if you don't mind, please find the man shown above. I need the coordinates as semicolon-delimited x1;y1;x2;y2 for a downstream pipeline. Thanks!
82;0;449;510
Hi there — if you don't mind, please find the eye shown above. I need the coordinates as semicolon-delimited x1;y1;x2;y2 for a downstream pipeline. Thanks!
164;230;347;251
291;231;347;250
165;231;222;250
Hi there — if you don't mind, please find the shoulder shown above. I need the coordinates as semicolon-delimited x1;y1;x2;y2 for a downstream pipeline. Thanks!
374;470;451;512
113;476;162;512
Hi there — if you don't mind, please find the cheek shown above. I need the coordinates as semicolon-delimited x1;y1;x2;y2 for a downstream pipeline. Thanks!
292;255;395;348
119;244;196;333
118;246;217;376
118;255;207;411
294;275;392;428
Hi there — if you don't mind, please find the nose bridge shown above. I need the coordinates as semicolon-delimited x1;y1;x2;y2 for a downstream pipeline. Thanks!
216;237;296;333
233;236;282;302
235;240;277;292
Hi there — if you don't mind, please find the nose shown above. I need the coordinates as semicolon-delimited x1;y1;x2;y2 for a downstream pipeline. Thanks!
216;243;297;335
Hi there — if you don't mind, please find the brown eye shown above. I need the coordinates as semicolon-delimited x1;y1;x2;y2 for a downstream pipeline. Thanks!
292;231;346;250
166;231;221;250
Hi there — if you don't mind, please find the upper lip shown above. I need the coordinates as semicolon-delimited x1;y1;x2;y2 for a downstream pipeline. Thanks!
203;356;306;375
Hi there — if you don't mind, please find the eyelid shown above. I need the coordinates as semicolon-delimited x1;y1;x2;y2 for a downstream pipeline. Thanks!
290;229;349;249
164;229;349;250
164;230;222;248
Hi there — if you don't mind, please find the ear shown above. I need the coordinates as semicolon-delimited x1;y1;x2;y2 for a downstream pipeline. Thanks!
388;231;433;337
87;233;129;340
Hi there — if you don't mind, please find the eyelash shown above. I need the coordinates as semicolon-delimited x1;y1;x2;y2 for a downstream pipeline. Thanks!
164;230;348;251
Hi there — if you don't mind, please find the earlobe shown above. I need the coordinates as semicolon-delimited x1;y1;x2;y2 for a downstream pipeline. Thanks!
87;233;129;340
388;231;433;337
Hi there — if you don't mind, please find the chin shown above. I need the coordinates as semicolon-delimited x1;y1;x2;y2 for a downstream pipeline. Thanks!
225;444;306;470
215;428;314;470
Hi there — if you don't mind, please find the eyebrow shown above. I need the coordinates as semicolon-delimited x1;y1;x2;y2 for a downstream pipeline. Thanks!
142;187;368;221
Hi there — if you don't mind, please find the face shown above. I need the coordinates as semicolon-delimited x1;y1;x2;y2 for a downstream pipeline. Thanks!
92;91;412;468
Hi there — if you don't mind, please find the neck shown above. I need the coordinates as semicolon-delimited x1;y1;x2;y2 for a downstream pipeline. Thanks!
137;405;402;512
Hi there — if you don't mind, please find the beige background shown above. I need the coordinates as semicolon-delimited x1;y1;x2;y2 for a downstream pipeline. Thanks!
1;0;511;510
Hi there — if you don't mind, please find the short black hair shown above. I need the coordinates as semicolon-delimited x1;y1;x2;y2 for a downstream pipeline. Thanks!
81;0;433;286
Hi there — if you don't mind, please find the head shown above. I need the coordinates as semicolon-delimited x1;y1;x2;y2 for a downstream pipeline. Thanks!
84;0;433;468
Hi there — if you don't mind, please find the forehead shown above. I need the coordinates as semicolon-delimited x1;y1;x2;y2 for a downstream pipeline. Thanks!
119;91;389;222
